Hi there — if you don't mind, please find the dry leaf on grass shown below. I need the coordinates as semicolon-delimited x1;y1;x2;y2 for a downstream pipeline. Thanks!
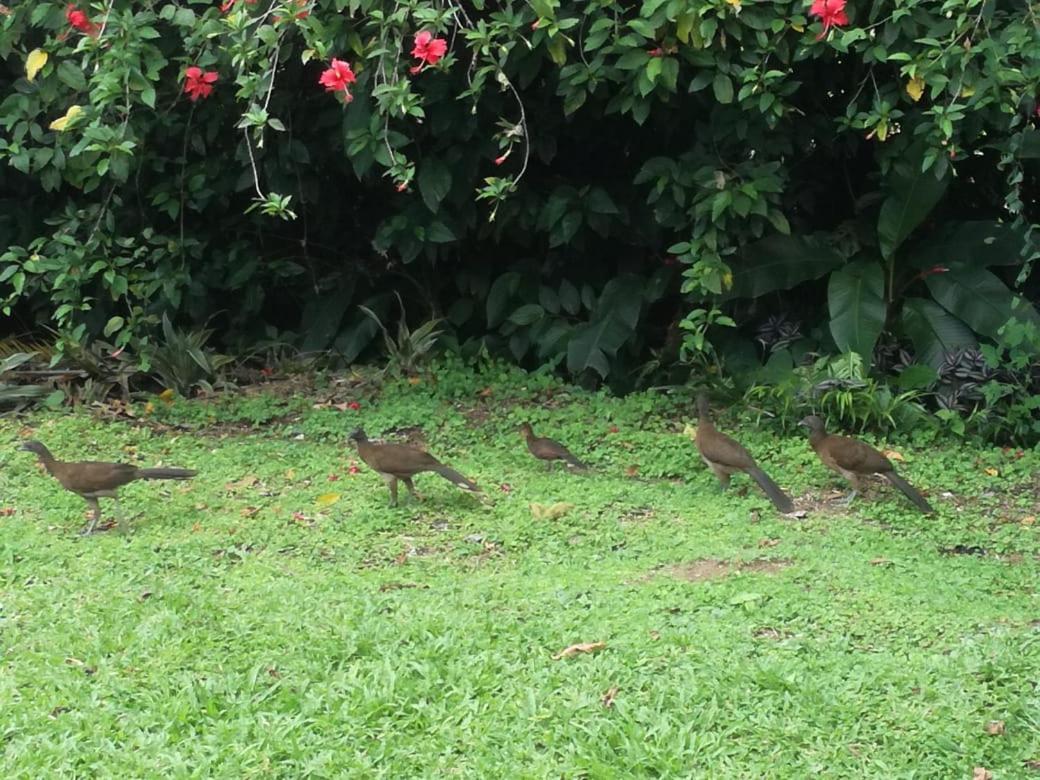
224;474;259;493
973;768;992;780
881;449;904;461
758;538;780;548
315;492;341;508
601;686;619;708
1021;516;1036;526
552;641;606;660
984;467;999;477
984;720;1005;735
870;558;893;567
530;502;575;520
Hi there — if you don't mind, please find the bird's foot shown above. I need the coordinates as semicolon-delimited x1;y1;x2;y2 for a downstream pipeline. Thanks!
841;490;858;506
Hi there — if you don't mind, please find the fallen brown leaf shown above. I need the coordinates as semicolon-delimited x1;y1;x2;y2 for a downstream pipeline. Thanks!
758;538;780;548
984;720;1005;735
0;507;15;517
224;474;259;492
240;506;260;518
870;558;893;567
973;768;993;780
625;465;639;477
649;630;660;641
1024;758;1040;770
1021;516;1036;527
601;686;618;708
552;641;606;660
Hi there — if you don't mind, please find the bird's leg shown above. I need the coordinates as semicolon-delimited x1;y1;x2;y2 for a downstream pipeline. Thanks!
546;460;554;472
82;497;101;535
382;475;399;507
402;477;423;502
114;497;129;535
841;472;862;505
842;489;859;506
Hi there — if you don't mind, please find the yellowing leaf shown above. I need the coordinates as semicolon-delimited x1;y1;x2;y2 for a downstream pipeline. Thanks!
722;271;733;290
315;492;341;508
876;121;889;142
159;388;176;403
725;0;741;7
676;12;694;43
547;36;568;65
960;84;975;98
285;467;297;481
26;49;48;82
682;424;698;440
984;467;999;477
552;641;606;660
791;22;804;32
48;104;84;132
881;449;904;461
906;76;925;102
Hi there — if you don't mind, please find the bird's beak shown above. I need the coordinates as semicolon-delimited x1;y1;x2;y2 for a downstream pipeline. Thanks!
797;419;809;429
18;443;32;451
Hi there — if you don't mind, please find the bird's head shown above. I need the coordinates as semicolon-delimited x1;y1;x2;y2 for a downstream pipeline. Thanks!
695;392;711;418
347;428;366;444
518;422;533;437
798;415;825;433
19;440;52;459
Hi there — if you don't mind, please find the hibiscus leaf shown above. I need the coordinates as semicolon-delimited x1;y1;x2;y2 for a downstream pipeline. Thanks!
418;158;452;212
712;73;733;104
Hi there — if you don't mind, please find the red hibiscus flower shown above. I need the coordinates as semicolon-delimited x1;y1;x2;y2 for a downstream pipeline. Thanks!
183;67;218;102
319;58;356;100
809;0;848;40
347;401;361;410
411;30;448;70
65;4;98;35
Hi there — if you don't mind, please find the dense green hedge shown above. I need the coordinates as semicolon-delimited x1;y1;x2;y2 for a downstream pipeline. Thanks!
0;0;1038;399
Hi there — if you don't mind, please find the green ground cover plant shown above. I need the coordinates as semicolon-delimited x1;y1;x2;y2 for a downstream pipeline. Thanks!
1;364;1038;777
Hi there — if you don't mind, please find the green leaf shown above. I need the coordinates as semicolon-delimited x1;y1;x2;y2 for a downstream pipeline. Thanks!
418;158;452;212
301;291;353;351
508;303;545;326
487;272;520;327
566;317;630;378
900;297;977;368
559;279;580;315
56;62;87;91
712;73;733;104
828;260;886;361
925;265;1013;339
103;315;124;337
909;220;1032;270
723;235;844;301
877;154;950;259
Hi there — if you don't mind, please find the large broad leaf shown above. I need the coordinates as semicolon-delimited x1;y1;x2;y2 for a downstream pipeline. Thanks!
925;265;1013;339
300;287;354;351
909;220;1032;270
486;272;521;327
566;317;632;378
827;260;886;361
1019;129;1040;160
596;273;645;329
877;159;950;260
900;297;977;367
722;235;844;301
418;158;452;213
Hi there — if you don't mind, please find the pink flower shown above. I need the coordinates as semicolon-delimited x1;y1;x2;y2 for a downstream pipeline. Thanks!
411;31;448;68
494;153;508;166
396;181;408;192
183;67;218;102
648;47;664;57
319;59;356;97
531;20;540;30
347;401;361;410
809;0;849;39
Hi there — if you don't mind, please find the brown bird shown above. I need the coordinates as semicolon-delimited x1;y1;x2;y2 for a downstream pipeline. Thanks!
798;415;934;514
348;428;480;506
19;440;197;534
519;423;587;471
695;394;793;513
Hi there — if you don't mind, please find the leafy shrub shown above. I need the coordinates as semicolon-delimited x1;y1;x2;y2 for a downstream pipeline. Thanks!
0;0;1036;400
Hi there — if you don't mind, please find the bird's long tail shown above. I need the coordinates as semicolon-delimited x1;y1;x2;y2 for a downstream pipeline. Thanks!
434;466;480;492
137;467;197;480
561;451;588;470
884;472;934;514
746;466;794;513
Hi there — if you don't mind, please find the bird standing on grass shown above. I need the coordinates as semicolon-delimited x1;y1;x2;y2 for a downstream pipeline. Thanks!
348;428;480;507
798;415;934;514
519;423;587;471
19;440;197;534
694;394;794;513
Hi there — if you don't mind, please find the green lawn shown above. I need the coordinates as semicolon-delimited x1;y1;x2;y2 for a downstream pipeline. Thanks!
1;366;1038;778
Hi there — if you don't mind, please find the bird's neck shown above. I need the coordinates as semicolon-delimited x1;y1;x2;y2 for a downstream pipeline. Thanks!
33;449;58;472
808;428;827;447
